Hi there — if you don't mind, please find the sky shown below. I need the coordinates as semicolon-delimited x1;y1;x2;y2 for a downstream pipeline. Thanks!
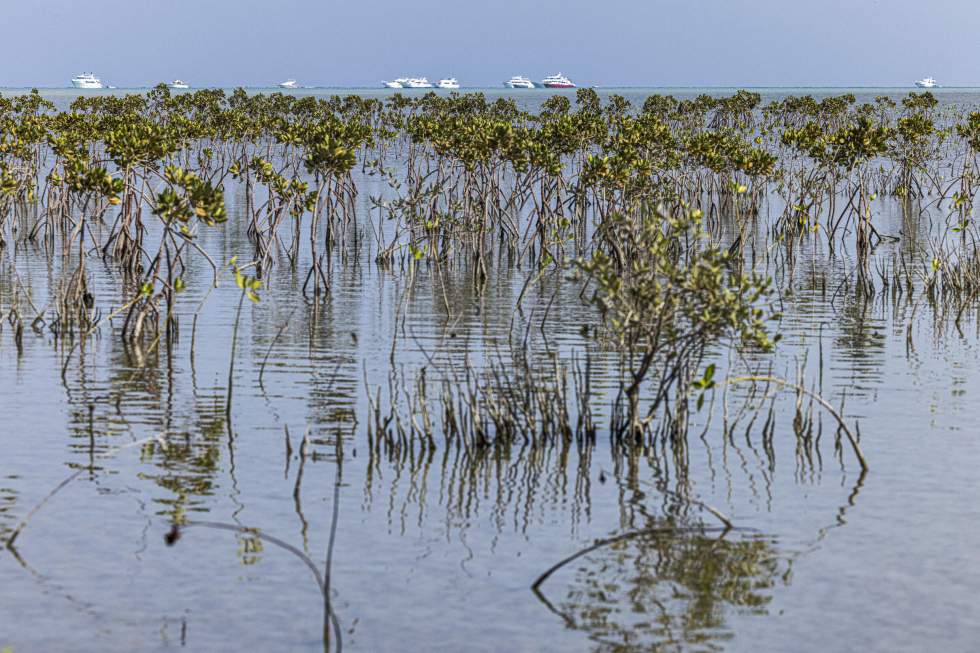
0;0;978;88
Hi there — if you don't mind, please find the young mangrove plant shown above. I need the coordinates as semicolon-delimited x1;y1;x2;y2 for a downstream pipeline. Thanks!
578;205;778;440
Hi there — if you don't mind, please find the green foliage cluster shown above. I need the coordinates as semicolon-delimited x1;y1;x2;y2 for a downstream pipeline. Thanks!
154;166;226;227
578;206;777;432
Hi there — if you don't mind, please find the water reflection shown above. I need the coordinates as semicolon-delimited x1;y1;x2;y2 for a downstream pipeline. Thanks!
365;433;597;536
137;393;227;523
536;527;786;652
0;477;18;542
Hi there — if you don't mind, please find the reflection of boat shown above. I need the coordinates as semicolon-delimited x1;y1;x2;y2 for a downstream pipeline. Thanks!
541;73;575;88
71;73;103;89
504;75;535;89
170;79;189;89
915;77;938;88
278;79;299;89
402;77;434;88
436;78;460;89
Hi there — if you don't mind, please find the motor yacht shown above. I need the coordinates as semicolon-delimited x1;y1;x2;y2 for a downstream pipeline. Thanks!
169;79;189;89
915;77;938;89
504;75;535;89
71;73;104;89
383;80;404;88
436;78;460;89
278;79;299;89
541;73;575;88
402;77;434;88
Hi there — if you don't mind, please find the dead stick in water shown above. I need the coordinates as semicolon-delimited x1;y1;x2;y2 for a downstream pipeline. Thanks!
6;432;168;548
726;375;868;471
259;310;296;391
172;520;342;652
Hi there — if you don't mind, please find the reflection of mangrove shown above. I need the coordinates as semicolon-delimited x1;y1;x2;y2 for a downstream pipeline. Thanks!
61;336;232;525
0;480;18;543
535;525;786;652
137;394;228;523
365;419;596;534
362;347;864;539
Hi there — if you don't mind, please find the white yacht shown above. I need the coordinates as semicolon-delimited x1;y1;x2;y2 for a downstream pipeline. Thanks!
436;78;460;89
71;73;104;89
541;73;575;89
383;80;404;88
402;77;434;88
278;79;299;89
169;79;189;89
504;75;535;89
915;77;938;89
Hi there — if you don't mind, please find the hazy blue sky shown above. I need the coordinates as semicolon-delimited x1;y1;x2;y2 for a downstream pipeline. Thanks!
1;0;978;87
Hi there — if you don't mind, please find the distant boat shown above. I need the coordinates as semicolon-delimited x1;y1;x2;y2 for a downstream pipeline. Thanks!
382;80;404;88
915;77;938;89
279;79;299;89
71;73;103;89
170;79;189;89
401;77;434;88
541;73;575;89
504;75;535;89
436;78;460;89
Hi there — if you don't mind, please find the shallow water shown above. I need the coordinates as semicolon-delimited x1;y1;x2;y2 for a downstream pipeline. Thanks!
2;89;980;652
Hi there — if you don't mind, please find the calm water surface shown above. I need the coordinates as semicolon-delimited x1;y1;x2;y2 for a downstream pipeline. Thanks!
2;89;980;652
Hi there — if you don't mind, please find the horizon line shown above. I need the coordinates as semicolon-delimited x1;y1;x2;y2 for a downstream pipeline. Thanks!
0;85;970;91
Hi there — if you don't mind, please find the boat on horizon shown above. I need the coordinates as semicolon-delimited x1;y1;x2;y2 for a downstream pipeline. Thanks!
278;79;299;89
504;75;535;89
169;79;189;89
71;73;103;89
436;78;460;89
541;73;575;89
915;77;938;89
382;79;405;88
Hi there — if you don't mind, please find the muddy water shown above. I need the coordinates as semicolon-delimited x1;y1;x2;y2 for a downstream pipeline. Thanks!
2;89;980;652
